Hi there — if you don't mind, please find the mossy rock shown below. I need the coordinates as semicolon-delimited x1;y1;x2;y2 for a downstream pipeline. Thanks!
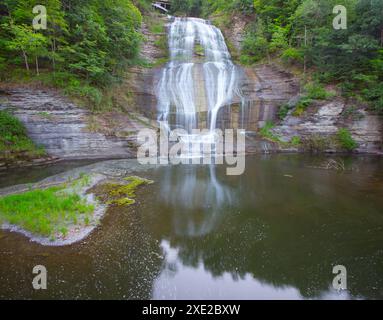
91;176;153;207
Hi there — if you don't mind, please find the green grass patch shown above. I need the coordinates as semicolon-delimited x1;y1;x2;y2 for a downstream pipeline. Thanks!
0;183;94;237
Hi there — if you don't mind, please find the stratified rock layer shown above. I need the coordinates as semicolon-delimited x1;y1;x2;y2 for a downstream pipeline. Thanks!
0;89;148;159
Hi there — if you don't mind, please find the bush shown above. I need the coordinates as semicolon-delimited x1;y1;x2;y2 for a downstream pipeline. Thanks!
337;128;358;151
292;97;312;116
0;110;27;137
362;83;383;114
305;82;334;100
302;135;330;153
0;110;45;158
281;47;303;65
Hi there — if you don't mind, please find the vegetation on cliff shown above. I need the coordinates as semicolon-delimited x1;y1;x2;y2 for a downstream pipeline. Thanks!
0;0;151;109
171;0;383;114
0;110;45;161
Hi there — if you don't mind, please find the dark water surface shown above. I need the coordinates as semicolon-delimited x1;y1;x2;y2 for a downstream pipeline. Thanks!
0;155;383;299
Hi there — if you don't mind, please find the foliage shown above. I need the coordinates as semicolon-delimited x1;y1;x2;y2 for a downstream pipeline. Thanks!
281;47;303;64
301;135;331;153
241;19;269;64
0;110;46;159
336;128;358;151
304;82;334;100
0;0;143;89
292;96;312;116
259;121;281;142
290;136;301;146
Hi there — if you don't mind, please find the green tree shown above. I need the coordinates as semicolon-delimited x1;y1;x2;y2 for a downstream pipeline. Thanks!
6;24;47;74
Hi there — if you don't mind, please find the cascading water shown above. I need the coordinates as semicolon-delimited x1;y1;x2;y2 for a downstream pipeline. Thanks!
156;17;246;137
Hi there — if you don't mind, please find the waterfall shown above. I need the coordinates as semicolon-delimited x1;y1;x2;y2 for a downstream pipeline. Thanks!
156;17;245;135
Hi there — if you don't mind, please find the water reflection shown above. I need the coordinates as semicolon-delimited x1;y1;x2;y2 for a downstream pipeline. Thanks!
1;155;383;299
153;240;353;300
158;165;235;237
144;155;383;300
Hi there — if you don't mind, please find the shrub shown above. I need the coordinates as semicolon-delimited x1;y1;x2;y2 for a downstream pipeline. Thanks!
337;128;358;151
0;110;27;137
305;82;334;100
302;135;330;153
362;83;383;114
281;47;303;64
292;97;312;116
0;110;46;158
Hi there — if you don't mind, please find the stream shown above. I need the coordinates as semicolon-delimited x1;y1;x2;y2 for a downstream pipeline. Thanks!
1;154;383;299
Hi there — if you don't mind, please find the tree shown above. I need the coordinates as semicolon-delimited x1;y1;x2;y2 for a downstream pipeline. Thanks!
6;24;47;74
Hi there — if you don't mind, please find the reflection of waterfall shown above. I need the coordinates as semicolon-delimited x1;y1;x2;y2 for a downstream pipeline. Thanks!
158;164;234;237
157;17;247;133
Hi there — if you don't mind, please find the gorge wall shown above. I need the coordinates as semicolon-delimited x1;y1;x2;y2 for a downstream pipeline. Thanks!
1;12;382;167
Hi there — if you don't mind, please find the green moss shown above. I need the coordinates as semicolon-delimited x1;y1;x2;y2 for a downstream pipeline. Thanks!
93;176;153;207
0;177;95;238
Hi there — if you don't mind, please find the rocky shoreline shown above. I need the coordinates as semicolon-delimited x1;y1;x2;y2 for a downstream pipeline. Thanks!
0;159;157;246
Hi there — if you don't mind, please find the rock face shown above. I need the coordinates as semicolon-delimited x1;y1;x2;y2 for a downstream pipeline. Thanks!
350;112;383;153
0;89;150;160
241;65;300;130
125;19;168;120
272;100;383;154
129;15;300;133
127;66;162;120
273;101;345;141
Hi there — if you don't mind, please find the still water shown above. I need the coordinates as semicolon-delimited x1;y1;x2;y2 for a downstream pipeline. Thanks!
0;155;383;299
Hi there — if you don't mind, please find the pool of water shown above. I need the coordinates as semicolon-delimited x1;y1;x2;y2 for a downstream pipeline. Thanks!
0;154;383;299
